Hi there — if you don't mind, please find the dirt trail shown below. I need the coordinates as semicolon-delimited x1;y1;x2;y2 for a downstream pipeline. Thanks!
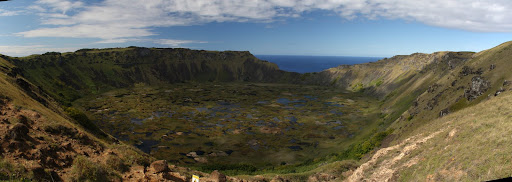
346;129;445;182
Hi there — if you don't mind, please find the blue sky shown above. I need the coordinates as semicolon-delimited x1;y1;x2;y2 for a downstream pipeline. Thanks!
1;0;512;57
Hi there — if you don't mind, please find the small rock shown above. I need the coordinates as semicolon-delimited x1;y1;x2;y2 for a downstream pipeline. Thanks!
150;160;170;173
194;157;208;163
439;109;449;117
210;170;227;182
503;80;512;86
490;64;496;70
495;88;505;96
32;113;41;118
187;151;198;157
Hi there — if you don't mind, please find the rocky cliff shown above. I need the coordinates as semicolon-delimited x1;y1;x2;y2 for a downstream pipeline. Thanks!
4;47;300;105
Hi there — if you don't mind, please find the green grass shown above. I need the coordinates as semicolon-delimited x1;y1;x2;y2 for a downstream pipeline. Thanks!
65;107;109;139
70;155;111;182
351;82;364;92
379;92;512;181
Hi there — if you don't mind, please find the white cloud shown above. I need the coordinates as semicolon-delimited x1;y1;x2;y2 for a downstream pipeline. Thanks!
0;9;21;16
15;0;512;42
35;0;83;14
20;24;155;39
154;39;208;47
0;45;79;57
95;38;136;44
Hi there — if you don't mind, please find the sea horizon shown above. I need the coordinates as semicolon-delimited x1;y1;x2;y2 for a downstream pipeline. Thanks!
255;55;385;73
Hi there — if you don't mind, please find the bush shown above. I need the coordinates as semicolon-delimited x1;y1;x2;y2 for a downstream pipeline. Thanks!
71;155;108;182
375;80;383;86
106;155;129;173
117;146;151;167
65;107;107;138
0;158;29;181
352;82;364;92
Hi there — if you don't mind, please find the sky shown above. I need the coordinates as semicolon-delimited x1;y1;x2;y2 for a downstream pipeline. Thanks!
1;0;512;57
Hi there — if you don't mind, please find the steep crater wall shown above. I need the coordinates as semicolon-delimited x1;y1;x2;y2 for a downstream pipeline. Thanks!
5;48;301;104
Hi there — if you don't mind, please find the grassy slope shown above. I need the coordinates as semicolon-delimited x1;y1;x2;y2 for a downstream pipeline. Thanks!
391;41;512;140
308;52;475;131
346;41;512;181
400;91;512;181
0;56;156;181
352;90;512;181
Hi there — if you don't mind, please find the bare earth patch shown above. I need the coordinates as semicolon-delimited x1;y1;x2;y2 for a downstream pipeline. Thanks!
346;129;445;182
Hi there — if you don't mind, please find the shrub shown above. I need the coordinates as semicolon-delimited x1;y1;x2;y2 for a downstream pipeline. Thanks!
352;82;364;92
407;115;414;121
117;146;151;166
71;155;108;182
105;155;129;173
375;80;383;86
0;158;29;181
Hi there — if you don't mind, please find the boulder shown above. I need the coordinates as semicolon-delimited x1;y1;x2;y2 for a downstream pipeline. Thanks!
150;160;169;173
16;115;32;126
194;157;208;163
210;170;227;182
459;66;483;77
187;151;198;157
7;123;29;141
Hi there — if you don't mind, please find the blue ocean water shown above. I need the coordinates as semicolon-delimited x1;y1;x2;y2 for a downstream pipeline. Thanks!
255;55;384;73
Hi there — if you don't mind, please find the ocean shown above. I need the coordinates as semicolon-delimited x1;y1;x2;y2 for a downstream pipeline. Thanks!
255;55;384;73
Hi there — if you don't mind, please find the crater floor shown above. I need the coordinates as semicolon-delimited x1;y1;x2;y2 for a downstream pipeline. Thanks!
73;82;382;170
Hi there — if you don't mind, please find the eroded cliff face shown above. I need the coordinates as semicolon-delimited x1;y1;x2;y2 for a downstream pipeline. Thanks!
4;47;300;104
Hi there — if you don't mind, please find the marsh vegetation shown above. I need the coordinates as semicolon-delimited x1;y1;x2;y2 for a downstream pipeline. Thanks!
73;82;384;173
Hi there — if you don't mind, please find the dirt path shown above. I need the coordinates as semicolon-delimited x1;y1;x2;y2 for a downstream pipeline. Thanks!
346;129;445;182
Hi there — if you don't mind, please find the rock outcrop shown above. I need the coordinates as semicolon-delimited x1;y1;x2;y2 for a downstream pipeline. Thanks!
465;76;490;101
150;160;170;173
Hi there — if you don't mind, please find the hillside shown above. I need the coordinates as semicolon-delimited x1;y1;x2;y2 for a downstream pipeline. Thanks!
347;80;512;182
2;41;512;181
0;55;225;181
343;41;512;181
4;47;300;105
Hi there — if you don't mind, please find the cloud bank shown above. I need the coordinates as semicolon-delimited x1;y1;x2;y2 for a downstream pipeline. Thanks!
0;45;79;57
16;0;512;42
0;8;21;16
